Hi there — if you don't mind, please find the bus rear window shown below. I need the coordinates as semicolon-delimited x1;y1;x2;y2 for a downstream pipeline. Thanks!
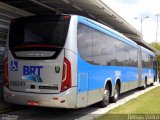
24;22;64;46
9;15;70;59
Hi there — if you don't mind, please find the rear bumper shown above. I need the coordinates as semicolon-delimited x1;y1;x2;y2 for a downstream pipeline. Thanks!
3;86;77;108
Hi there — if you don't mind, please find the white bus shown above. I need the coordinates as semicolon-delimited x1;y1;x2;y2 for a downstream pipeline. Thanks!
3;15;157;108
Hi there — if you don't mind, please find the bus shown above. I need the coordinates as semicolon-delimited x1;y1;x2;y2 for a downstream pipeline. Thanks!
3;15;157;108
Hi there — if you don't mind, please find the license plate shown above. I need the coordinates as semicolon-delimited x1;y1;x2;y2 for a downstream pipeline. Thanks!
27;100;39;106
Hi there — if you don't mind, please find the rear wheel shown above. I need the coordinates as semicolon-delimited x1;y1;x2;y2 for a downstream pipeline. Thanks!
150;83;154;86
99;85;110;108
111;84;120;103
142;79;147;90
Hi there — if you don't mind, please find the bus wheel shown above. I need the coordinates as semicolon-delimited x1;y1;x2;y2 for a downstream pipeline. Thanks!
142;79;147;90
111;84;119;103
150;83;154;86
99;85;110;107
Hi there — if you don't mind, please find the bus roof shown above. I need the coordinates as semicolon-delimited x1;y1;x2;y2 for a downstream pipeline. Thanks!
141;46;156;57
78;16;138;48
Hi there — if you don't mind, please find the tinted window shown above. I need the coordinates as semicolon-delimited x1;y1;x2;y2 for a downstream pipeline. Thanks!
115;40;126;66
9;15;70;59
77;23;138;67
142;52;149;68
92;29;106;65
142;51;156;69
10;17;69;48
77;24;93;63
24;22;64;46
127;46;138;67
106;36;117;65
151;56;154;68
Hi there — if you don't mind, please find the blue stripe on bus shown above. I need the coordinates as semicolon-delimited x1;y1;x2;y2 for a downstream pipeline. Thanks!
77;54;155;93
77;54;137;93
78;16;138;48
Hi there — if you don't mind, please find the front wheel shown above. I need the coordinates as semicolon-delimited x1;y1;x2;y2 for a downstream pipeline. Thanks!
110;84;120;103
99;85;110;108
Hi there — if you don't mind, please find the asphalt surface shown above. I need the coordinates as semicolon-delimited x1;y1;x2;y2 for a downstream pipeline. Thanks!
0;83;159;120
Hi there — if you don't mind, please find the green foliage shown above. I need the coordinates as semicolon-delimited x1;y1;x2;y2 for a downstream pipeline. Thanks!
150;42;160;51
149;42;160;62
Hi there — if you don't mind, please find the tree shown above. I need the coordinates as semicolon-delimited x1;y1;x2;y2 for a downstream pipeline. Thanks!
150;42;160;77
149;42;160;51
149;42;160;62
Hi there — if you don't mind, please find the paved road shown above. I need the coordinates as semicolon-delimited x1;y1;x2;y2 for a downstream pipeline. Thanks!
1;105;98;120
0;84;159;120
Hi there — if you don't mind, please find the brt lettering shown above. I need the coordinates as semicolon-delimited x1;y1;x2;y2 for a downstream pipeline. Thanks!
23;66;43;76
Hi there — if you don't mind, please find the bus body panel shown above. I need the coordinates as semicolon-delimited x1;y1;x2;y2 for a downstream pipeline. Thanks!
142;68;156;83
4;86;77;108
138;46;142;87
64;16;78;88
8;50;64;94
77;53;139;107
140;46;156;86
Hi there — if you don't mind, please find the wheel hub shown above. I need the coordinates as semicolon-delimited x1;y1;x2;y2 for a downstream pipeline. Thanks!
103;90;109;103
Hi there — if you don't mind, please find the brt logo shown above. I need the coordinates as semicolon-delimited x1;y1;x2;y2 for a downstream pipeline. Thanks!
23;66;43;76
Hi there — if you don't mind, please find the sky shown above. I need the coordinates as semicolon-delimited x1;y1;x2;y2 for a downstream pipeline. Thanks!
101;0;160;43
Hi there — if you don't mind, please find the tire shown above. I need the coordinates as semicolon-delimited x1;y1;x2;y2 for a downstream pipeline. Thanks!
154;76;156;82
110;84;120;103
99;85;110;108
141;79;147;90
150;83;154;86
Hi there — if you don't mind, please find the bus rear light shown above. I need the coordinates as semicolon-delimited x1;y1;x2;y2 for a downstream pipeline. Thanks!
7;93;12;98
27;100;39;106
4;57;9;88
60;100;65;103
64;16;70;20
53;97;58;100
61;57;71;92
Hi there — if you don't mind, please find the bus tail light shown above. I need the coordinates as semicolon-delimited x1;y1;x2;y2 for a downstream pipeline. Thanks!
61;57;71;92
64;15;70;20
4;57;9;88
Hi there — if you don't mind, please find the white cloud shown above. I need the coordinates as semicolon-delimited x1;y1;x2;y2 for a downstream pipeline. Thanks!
102;0;160;43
